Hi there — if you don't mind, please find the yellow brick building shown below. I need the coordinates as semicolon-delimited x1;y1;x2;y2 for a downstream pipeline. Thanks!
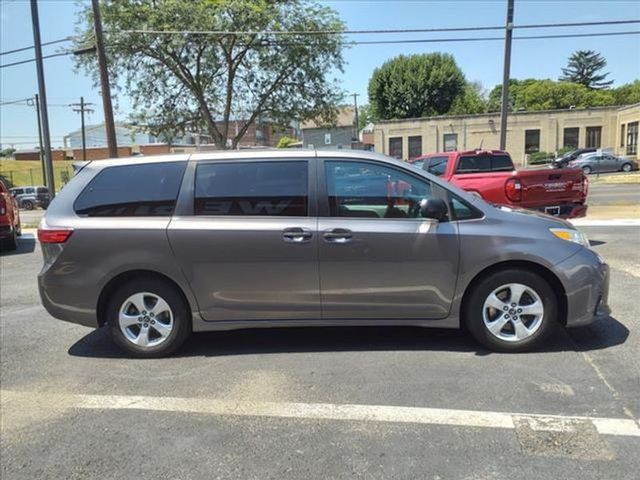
373;104;640;166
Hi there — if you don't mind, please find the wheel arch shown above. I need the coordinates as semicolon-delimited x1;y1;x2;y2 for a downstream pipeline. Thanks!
97;269;192;327
460;260;568;327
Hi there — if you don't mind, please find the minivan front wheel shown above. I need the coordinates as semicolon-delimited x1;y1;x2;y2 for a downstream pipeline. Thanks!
107;278;191;357
465;269;557;352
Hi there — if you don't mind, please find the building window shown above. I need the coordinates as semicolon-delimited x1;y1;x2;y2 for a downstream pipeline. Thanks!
408;136;422;159
389;137;403;159
443;133;458;152
621;124;626;148
563;127;579;149
525;129;540;154
627;122;638;155
586;126;602;149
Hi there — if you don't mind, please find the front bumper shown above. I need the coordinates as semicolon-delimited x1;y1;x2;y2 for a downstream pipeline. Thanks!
553;247;610;327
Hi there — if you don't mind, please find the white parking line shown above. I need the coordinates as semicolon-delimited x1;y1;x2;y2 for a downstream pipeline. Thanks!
3;390;639;438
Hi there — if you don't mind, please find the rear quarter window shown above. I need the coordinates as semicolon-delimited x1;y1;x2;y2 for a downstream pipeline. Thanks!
74;162;186;217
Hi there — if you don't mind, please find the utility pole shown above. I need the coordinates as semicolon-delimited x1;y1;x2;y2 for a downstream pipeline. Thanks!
70;97;95;161
499;0;515;151
28;95;46;185
352;93;360;143
30;0;55;196
91;0;118;158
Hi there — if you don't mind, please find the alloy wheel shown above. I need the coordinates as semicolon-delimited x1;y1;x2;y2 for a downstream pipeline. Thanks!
118;292;174;348
482;283;544;342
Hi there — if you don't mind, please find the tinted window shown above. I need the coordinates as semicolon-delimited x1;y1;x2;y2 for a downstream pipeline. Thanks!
427;156;448;176
194;161;308;216
37;187;49;194
325;160;436;219
25;188;35;194
74;162;186;217
456;155;513;173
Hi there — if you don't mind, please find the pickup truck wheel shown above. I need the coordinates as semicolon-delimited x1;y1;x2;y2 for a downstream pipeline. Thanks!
22;200;34;211
621;163;632;173
582;166;592;175
464;269;557;352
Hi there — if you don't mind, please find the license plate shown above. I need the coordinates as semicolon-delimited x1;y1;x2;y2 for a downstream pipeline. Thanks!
545;206;560;216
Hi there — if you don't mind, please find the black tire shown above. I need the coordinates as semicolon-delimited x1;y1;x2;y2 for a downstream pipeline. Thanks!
1;228;18;252
582;166;592;175
106;277;191;358
621;163;632;173
22;200;34;211
464;269;557;353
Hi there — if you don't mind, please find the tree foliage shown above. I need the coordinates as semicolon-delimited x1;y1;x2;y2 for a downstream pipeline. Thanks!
368;53;465;119
612;80;640;105
447;81;487;115
559;50;613;89
356;103;378;131
74;0;345;149
487;79;622;112
276;135;298;148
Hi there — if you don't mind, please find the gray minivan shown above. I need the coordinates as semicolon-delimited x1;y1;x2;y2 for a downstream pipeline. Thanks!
38;150;610;357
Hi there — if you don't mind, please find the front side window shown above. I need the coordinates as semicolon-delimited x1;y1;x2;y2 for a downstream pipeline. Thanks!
427;156;448;176
525;129;540;153
325;160;434;219
194;161;308;216
74;162;186;217
586;126;602;148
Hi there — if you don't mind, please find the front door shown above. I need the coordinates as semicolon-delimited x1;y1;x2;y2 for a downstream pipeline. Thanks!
317;159;459;320
168;159;320;321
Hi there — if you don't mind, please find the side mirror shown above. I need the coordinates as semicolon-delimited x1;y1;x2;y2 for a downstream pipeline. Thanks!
420;197;448;221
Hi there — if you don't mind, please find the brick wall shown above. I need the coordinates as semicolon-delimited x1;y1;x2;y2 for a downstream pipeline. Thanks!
14;150;67;161
72;146;132;160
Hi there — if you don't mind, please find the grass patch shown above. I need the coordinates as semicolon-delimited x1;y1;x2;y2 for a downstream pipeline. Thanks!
588;171;640;184
0;159;75;190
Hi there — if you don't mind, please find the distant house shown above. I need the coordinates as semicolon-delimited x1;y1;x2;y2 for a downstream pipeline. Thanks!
63;123;157;149
301;107;358;150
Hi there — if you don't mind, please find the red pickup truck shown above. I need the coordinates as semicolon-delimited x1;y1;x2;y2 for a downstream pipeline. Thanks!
411;150;588;218
0;179;22;251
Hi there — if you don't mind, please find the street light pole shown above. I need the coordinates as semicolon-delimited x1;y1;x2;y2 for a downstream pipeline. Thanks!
33;94;46;186
91;0;118;158
30;0;55;196
71;97;95;161
499;0;515;151
352;93;360;144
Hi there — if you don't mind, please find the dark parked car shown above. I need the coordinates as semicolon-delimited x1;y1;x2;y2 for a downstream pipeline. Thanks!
550;148;597;169
38;151;609;357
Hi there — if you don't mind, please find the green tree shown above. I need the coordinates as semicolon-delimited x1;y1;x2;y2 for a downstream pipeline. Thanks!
612;80;640;105
368;53;465;119
74;0;345;149
559;50;613;89
1;147;16;158
447;81;487;115
356;103;378;131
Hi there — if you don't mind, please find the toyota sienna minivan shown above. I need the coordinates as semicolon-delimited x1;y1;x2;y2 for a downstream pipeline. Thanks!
38;150;610;357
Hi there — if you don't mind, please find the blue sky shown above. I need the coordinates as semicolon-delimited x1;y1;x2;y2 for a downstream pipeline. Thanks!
1;0;639;148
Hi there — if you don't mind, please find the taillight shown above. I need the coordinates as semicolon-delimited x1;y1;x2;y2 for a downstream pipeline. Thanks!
505;178;522;202
37;227;73;244
0;197;5;215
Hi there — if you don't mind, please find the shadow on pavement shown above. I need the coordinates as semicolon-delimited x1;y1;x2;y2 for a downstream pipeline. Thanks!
0;236;36;256
68;315;629;360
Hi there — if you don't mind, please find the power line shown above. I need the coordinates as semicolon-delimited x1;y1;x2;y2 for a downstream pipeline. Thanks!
119;19;640;36
0;37;73;56
0;51;71;69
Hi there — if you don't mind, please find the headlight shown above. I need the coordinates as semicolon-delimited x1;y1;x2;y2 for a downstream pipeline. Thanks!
550;227;589;247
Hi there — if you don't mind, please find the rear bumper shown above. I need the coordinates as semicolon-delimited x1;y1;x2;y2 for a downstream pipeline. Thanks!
552;248;610;327
38;272;99;328
0;223;13;239
533;203;587;219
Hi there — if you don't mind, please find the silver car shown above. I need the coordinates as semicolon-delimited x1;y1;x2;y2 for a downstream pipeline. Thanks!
569;152;637;175
38;150;610;357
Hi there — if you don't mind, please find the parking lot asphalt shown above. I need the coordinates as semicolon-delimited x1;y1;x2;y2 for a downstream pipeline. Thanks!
1;225;639;479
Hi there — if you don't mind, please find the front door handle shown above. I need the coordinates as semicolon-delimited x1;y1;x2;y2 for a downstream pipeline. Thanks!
282;227;313;243
323;228;352;243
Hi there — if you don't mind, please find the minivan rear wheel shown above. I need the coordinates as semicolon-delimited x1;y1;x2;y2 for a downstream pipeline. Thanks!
106;278;191;357
464;269;557;352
